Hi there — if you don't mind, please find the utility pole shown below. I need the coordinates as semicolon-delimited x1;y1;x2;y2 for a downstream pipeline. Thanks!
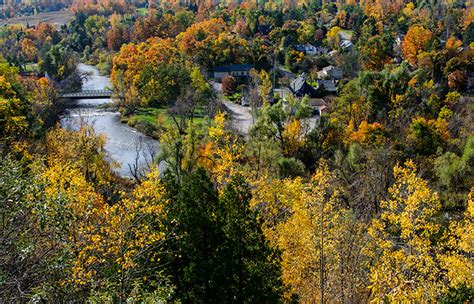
273;51;276;91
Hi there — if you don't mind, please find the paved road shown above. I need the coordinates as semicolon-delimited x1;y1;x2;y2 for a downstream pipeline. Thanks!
211;80;254;135
222;100;254;135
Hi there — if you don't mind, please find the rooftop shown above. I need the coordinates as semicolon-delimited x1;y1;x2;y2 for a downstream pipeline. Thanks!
214;64;254;72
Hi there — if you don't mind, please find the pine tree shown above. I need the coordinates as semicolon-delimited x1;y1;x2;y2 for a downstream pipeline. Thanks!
217;175;283;303
166;169;223;303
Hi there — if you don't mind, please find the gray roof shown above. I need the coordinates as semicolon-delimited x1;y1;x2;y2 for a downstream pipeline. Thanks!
289;74;317;97
317;80;337;92
290;74;307;92
214;64;253;73
340;39;353;49
307;98;326;107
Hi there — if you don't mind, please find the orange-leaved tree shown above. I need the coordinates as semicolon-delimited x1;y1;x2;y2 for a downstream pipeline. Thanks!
402;25;433;66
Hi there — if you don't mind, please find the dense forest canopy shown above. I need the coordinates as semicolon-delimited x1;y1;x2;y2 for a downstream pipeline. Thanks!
0;0;473;302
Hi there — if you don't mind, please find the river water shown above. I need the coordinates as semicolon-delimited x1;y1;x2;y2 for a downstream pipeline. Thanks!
60;64;159;177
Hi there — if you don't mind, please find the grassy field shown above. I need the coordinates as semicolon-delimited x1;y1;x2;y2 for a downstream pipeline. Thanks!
126;106;208;138
0;9;73;26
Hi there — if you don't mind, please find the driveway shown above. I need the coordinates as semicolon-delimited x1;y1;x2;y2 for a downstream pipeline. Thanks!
211;80;254;135
222;100;254;135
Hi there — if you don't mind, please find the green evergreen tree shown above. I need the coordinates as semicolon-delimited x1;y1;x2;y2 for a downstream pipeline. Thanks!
217;175;283;303
164;170;283;303
166;169;223;303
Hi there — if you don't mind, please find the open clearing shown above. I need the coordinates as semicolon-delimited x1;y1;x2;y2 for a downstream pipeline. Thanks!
0;9;73;26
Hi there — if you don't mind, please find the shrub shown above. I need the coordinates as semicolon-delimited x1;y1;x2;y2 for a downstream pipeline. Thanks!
222;75;237;95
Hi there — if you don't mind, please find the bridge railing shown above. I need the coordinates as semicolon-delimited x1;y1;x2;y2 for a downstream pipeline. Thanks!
62;89;113;98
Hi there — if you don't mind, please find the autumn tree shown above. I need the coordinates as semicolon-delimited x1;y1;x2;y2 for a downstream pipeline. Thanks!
326;26;341;48
409;116;449;155
20;38;38;62
71;168;172;302
177;18;250;68
251;163;370;302
402;25;433;66
197;112;244;188
358;18;394;71
438;188;474;302
250;94;311;154
221;75;237;95
45;126;114;188
0;60;30;142
368;160;444;302
111;38;186;110
107;14;129;51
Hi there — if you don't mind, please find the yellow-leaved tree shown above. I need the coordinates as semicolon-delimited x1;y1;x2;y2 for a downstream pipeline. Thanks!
251;162;370;303
199;112;243;188
438;188;474;292
71;168;169;301
40;126;171;300
368;160;444;302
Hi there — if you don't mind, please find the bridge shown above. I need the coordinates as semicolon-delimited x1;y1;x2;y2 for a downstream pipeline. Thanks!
62;90;112;99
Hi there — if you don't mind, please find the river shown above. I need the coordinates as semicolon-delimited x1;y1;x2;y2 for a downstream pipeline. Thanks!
60;64;159;177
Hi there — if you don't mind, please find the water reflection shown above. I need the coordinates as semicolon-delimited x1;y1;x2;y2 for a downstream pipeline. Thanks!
60;64;159;178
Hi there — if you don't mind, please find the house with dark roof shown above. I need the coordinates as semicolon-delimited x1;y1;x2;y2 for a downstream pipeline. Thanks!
213;64;254;81
289;74;317;97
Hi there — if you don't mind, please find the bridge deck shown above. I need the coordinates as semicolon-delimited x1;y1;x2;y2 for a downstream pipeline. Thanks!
62;90;112;99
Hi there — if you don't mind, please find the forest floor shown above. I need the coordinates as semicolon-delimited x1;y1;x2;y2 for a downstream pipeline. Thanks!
0;9;73;26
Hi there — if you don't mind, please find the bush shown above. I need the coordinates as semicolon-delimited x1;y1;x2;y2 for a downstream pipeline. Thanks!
127;117;158;138
222;75;237;95
277;157;305;178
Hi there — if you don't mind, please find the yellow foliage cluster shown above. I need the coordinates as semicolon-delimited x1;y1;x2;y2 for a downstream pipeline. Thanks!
71;168;168;286
439;188;474;289
349;120;385;145
45;126;113;187
326;26;341;48
252;163;369;302
411;116;450;142
368;161;473;302
199;112;244;188
402;25;433;66
39;128;168;289
282;119;305;155
111;37;180;92
0;75;28;139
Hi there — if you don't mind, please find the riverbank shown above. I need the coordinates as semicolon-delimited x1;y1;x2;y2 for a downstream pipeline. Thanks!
61;64;159;177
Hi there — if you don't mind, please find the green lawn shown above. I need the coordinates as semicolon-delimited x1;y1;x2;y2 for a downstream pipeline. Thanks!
127;106;208;136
